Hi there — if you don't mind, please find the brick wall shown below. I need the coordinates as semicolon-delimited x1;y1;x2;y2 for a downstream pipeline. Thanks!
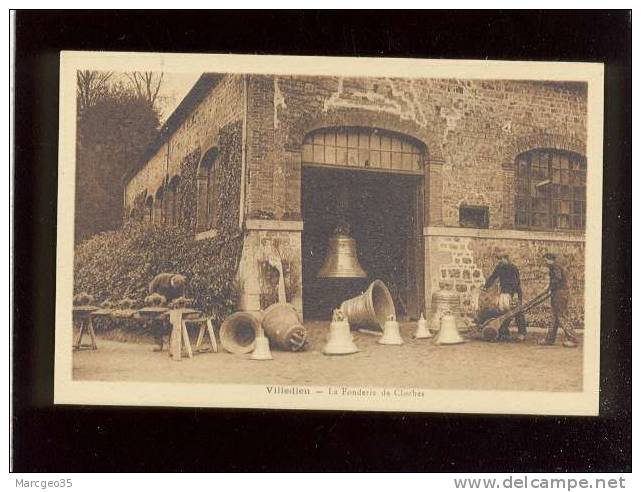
125;73;587;323
244;75;587;229
426;231;584;328
124;74;244;210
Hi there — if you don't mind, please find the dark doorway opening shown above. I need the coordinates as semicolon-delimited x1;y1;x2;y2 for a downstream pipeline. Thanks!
302;166;424;321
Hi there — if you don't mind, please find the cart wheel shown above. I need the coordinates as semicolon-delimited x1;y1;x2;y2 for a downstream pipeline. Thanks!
482;325;498;342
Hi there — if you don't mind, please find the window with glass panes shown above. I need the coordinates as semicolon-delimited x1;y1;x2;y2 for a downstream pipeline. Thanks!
515;149;586;230
196;149;218;233
302;127;423;172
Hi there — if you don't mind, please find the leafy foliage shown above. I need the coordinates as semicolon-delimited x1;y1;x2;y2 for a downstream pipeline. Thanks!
74;221;243;324
74;120;245;329
75;78;161;243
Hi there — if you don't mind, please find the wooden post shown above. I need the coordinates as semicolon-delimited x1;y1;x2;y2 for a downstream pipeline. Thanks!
168;310;183;361
181;320;193;359
206;319;218;353
73;319;86;350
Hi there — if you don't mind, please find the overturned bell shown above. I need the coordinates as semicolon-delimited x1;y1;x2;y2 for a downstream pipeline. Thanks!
262;303;308;352
318;231;367;278
251;330;273;360
220;312;260;354
323;309;358;355
378;314;403;345
434;311;465;345
340;279;395;331
414;312;432;339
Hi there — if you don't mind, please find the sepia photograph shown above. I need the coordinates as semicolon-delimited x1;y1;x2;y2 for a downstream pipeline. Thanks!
54;52;604;414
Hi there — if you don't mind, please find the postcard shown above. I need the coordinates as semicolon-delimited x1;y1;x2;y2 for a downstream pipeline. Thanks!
55;51;603;415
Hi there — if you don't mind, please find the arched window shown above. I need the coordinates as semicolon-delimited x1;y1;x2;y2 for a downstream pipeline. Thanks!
153;187;164;226
197;147;218;233
302;127;424;173
164;175;181;227
144;195;153;224
131;191;146;222
515;149;586;230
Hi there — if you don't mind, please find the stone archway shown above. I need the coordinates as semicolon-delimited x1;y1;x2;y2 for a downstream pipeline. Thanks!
298;123;428;319
291;107;446;227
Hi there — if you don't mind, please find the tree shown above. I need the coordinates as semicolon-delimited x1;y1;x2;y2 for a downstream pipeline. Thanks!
75;78;161;243
76;70;113;114
125;71;164;107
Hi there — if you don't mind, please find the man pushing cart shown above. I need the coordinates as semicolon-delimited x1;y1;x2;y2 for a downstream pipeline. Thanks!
476;252;579;347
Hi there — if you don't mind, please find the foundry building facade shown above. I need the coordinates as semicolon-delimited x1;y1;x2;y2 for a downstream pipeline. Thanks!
124;73;587;328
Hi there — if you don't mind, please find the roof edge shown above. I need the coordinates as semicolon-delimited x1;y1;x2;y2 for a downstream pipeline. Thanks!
123;73;224;185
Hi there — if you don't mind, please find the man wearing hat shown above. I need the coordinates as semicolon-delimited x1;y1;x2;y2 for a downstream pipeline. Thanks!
481;251;527;341
539;253;578;347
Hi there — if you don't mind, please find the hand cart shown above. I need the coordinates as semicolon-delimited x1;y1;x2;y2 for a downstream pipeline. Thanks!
475;290;551;342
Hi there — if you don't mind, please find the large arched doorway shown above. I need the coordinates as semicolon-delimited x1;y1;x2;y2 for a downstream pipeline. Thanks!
301;127;426;320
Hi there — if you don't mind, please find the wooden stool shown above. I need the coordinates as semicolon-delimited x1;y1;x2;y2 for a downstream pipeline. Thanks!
186;316;218;354
73;306;99;351
167;309;218;360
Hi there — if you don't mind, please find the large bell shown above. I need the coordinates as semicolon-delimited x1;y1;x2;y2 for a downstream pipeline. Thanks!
340;279;396;331
318;232;367;278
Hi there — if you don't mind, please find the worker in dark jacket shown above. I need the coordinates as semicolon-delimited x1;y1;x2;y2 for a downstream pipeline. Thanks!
539;253;578;347
148;273;187;302
481;251;527;341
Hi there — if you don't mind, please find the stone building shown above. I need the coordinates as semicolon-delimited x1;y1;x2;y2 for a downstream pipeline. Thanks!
123;73;587;327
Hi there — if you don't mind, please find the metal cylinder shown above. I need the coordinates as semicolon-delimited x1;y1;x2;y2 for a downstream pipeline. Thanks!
261;303;307;352
219;312;260;354
429;289;466;332
340;279;396;332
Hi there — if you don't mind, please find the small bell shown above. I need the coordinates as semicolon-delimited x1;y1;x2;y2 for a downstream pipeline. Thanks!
378;314;403;345
434;311;465;345
414;312;432;339
251;329;273;360
323;309;359;355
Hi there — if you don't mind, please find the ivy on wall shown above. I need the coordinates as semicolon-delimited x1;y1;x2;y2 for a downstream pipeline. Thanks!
74;120;244;328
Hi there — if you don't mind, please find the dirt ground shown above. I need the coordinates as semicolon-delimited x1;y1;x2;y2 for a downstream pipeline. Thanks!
73;321;583;392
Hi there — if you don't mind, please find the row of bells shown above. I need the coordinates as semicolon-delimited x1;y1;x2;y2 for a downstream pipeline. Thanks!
321;310;465;355
250;283;465;360
228;312;467;360
248;275;468;359
252;310;465;360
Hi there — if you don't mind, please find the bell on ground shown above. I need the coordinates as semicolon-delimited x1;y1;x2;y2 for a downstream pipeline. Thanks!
434;311;465;345
220;312;260;354
340;279;395;332
318;231;367;278
251;330;273;360
261;303;308;352
323;309;358;355
414;312;432;339
378;314;403;345
430;289;468;333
